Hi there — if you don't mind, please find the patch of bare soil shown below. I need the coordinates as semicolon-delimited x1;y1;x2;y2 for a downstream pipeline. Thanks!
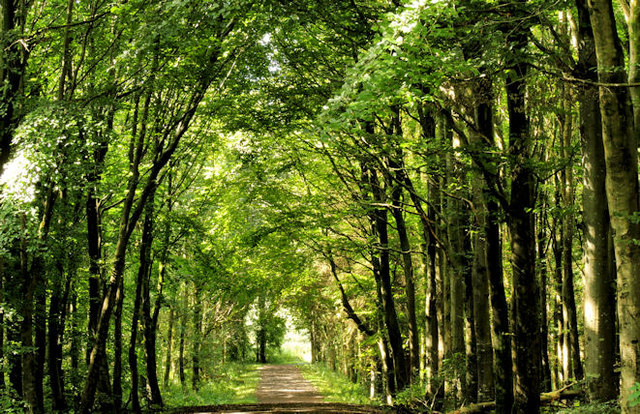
170;364;394;413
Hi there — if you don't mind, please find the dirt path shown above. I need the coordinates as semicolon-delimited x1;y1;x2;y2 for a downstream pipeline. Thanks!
256;364;323;404
170;364;394;413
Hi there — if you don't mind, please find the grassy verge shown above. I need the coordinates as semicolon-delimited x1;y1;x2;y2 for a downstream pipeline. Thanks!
269;349;306;364
299;362;374;405
163;362;260;407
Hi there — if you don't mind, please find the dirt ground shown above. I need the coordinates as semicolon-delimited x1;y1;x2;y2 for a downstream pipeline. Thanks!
256;364;323;404
171;364;394;413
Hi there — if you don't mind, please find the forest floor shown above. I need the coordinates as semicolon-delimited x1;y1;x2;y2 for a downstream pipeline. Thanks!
170;364;394;413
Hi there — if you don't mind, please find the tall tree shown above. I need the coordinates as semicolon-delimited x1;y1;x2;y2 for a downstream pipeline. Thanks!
588;1;640;411
576;0;618;401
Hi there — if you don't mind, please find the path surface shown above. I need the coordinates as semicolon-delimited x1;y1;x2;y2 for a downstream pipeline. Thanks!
256;364;323;404
171;364;394;413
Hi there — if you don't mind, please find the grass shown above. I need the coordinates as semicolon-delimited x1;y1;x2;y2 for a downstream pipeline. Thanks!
542;400;620;414
299;362;375;406
269;349;307;364
163;362;260;408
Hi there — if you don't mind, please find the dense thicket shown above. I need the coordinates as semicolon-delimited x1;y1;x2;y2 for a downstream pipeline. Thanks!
1;0;640;413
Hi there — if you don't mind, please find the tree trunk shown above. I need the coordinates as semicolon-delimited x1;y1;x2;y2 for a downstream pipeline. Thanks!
112;276;124;412
446;120;468;402
192;288;203;390
629;0;640;133
552;211;567;386
0;0;27;173
48;263;67;411
561;83;584;382
369;165;409;392
464;241;478;405
8;317;22;396
164;307;175;387
576;0;618;401
179;292;187;389
22;187;56;414
388;149;419;379
144;217;166;408
0;259;4;390
505;13;541;410
410;106;443;404
84;130;111;400
129;193;156;412
588;1;640;411
537;205;552;392
473;97;514;413
34;272;46;413
376;319;395;403
369;204;397;401
69;283;80;389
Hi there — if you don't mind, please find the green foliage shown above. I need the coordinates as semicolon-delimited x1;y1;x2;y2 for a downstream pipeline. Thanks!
629;383;640;407
270;349;306;365
441;352;466;384
548;400;620;414
0;389;27;413
163;363;260;407
300;363;372;405
394;381;432;412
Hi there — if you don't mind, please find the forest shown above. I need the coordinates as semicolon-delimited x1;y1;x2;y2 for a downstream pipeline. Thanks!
1;0;640;413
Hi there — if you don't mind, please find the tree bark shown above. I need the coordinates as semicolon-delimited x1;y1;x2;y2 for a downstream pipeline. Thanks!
0;0;28;173
22;187;56;414
552;209;568;386
164;307;175;387
628;0;640;133
129;190;157;412
388;145;419;379
84;121;111;401
576;0;618;401
537;203;552;392
34;268;46;412
588;1;640;411
179;289;187;389
446;120;468;402
0;259;4;390
472;94;514;414
192;288;203;390
144;199;167;407
426;191;443;407
368;164;409;392
464;235;478;405
48;262;67;411
561;83;584;382
112;277;124;412
505;10;541;410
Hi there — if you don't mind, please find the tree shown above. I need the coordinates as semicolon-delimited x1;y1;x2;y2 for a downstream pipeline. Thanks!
587;1;640;411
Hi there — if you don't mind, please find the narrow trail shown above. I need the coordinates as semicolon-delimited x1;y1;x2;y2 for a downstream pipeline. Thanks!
171;364;393;413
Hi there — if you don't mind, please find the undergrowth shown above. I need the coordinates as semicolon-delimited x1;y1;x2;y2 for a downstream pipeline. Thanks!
544;400;620;413
299;362;374;406
163;362;260;407
270;349;306;364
